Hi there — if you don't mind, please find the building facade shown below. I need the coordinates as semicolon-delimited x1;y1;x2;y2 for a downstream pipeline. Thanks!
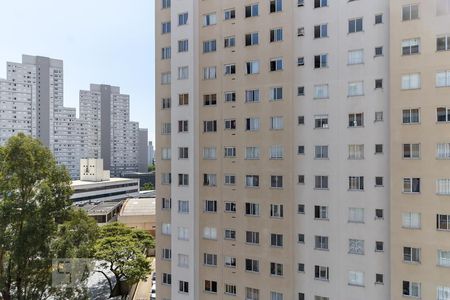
156;0;450;299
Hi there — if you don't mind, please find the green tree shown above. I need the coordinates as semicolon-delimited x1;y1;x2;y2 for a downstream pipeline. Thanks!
141;183;154;191
147;164;155;172
0;134;96;300
94;222;154;298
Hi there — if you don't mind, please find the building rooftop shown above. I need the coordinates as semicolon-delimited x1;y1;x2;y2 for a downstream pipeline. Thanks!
120;197;155;216
75;200;123;216
71;177;136;187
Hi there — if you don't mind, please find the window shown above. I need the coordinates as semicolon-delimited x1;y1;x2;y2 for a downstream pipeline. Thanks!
348;81;364;96
403;178;420;193
298;57;305;66
203;40;217;53
162;273;171;285
437;143;450;159
268;145;283;160
375;241;384;252
203;253;217;266
203;147;216;159
402;109;420;124
402;212;421;229
225;202;236;213
225;91;236;102
314;24;328;39
349;207;364;223
203;120;217;132
246;61;260;74
403;247;420;263
224;8;236;20
204;200;217;212
298;204;305;214
314;0;328;8
271;175;283;188
245;259;259;272
178;254;188;268
375;46;383;56
245;202;260;215
375;14;383;24
348;144;364;160
314;206;328;220
438;250;450;267
375;144;383;154
375;79;383;89
224;229;236;240
203;13;217;26
204;280;217;293
348;113;364;127
437;214;450;230
178;66;188;80
315;236;328;250
376;209;384;219
271;116;284;130
403;144;420;159
349;176;364;190
245;146;260;160
246;287;260;300
349;239;365;255
203;227;217;240
315;145;328;159
246;118;260;131
298;116;305;125
402;38;420;55
162;0;170;9
179;281;189;293
224;36;236;48
298;175;305;184
403;281;421;298
270;0;282;13
161;97;171;109
437;34;450;51
223;147;236;157
161;72;171;85
178;12;188;25
224;174;236;185
402;4;419;21
245;89;260;102
270;263;283;276
162;46;171;59
178;174;189;186
203;94;216;106
224;119;236;131
162;248;171;260
314;54;328;68
348;18;363;33
438;107;450;122
348;271;364;286
178;226;189;241
298;234;305;243
161;173;171;184
177;93;188;106
437;286;450;300
298;145;305;155
270;87;283;101
224;256;236;267
270;58;284;71
270;28;283;42
314;84;329;99
375;111;384;122
162;223;171;235
436;179;450;195
178;120;188;132
245;4;259;18
298;86;305;96
224;64;236;75
348;49;364;64
203;66;216;80
245;32;259;46
203;173;217;186
298;263;305;272
375;177;384;186
271;233;283;247
178;200;189;213
401;73;421;89
314;115;328;129
162;21;171;34
162;198;171;210
298;0;304;6
225;284;236;295
436;71;450;87
315;176;328;189
271;292;283;300
314;265;329;281
161;148;171;160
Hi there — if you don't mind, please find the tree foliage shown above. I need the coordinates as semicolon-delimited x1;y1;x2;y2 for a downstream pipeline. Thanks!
94;222;154;297
0;134;97;300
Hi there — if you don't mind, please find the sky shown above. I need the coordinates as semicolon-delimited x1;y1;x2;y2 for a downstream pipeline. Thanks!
0;0;156;142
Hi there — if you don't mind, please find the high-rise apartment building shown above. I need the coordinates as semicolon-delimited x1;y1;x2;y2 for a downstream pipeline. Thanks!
154;1;449;299
390;1;450;299
138;128;149;172
2;55;82;178
79;84;143;177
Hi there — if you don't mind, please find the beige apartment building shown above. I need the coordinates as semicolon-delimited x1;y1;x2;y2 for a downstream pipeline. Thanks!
156;0;450;299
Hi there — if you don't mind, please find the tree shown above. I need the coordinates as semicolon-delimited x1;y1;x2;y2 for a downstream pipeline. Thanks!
0;134;95;300
141;183;154;191
147;164;155;172
94;223;154;298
